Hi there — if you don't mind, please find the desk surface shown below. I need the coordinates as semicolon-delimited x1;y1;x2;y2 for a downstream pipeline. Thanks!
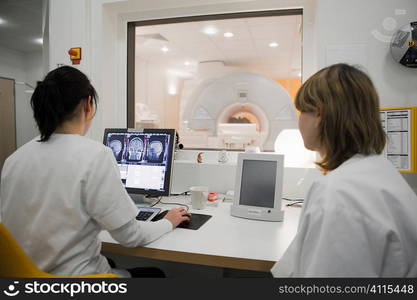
100;196;301;272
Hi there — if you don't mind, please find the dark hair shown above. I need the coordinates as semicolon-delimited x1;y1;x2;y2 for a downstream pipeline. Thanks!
295;64;386;173
30;66;98;142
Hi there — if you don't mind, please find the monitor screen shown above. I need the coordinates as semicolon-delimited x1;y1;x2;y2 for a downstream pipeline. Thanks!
239;159;277;208
103;128;175;196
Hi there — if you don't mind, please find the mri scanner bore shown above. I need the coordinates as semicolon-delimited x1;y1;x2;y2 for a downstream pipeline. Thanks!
180;66;299;150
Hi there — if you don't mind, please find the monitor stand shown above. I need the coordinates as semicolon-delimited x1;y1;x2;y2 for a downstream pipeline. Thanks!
129;193;157;206
129;193;146;205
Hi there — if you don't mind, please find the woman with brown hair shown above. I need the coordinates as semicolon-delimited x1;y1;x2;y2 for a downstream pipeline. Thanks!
271;64;417;277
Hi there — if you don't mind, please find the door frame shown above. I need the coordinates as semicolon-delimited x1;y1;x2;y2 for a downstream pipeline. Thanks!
0;76;17;171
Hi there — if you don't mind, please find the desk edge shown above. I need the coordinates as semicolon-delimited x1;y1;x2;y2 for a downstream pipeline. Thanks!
101;242;275;272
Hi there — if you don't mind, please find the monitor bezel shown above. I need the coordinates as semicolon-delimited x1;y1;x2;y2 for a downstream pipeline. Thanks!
103;128;176;197
231;153;285;221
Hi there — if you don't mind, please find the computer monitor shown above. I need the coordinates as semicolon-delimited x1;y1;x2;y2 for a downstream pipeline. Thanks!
231;153;285;221
103;128;175;199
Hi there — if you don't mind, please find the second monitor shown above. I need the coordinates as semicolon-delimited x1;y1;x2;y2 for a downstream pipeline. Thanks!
231;153;285;222
103;128;175;199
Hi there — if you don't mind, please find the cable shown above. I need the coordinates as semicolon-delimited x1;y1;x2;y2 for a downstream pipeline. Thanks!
150;196;162;207
170;191;190;196
286;201;304;207
150;195;190;211
282;197;304;207
282;197;304;202
160;200;189;211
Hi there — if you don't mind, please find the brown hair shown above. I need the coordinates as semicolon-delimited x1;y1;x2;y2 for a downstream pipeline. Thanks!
295;64;386;173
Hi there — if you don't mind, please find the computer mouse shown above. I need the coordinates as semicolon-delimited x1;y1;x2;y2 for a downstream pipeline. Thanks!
180;213;192;225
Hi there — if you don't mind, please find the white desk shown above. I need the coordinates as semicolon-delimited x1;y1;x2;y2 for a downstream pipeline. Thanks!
100;196;301;272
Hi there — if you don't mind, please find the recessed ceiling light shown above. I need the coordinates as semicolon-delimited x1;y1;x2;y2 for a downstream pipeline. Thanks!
203;26;218;35
184;61;190;66
0;17;6;25
35;38;43;45
224;32;234;38
269;42;279;48
161;46;169;52
168;85;177;95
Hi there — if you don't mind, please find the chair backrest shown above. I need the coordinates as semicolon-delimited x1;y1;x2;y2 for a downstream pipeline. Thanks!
0;223;53;277
0;223;117;278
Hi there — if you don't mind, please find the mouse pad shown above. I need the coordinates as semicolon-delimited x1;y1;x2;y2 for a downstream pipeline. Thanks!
177;213;212;230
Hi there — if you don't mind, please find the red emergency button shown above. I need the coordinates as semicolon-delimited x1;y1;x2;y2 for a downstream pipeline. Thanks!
68;47;81;65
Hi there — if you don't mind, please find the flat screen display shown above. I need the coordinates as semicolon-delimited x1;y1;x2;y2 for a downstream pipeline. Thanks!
239;159;277;208
104;129;173;195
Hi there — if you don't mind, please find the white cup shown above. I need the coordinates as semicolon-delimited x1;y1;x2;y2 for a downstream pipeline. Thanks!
190;186;208;210
245;146;260;153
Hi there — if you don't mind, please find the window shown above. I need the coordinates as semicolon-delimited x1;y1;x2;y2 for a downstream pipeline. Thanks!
127;10;302;151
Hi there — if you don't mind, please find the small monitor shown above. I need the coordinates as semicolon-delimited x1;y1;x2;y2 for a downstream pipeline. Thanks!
231;153;285;221
103;128;175;198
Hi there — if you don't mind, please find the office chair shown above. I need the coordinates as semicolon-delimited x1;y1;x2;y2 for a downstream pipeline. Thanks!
0;223;117;278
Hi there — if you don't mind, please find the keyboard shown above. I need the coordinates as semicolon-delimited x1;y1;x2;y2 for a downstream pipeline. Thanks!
135;206;161;221
151;210;169;222
136;211;155;221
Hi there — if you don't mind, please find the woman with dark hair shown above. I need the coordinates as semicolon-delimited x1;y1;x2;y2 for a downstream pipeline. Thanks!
0;66;189;277
271;64;417;277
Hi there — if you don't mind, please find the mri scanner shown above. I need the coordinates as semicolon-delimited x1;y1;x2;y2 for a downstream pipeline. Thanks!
179;61;298;151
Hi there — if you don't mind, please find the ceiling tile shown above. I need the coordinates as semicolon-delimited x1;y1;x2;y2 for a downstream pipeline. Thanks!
135;14;302;79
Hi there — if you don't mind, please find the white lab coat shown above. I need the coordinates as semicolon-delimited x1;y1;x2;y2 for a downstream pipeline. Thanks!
0;134;172;276
271;154;417;277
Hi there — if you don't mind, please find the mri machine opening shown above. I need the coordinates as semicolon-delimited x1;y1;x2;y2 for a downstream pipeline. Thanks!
179;62;298;151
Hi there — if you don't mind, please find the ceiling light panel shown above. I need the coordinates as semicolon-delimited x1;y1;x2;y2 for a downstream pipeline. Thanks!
134;14;301;79
203;26;218;35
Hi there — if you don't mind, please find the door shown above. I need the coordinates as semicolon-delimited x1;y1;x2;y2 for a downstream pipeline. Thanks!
0;77;16;171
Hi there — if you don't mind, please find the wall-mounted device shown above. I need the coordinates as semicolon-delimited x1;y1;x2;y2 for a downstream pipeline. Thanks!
391;21;417;68
231;153;285;221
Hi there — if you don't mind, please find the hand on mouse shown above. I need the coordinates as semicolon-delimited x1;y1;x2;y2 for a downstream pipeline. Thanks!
164;208;191;228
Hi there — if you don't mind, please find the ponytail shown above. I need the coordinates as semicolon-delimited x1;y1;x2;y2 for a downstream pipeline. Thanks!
30;66;98;142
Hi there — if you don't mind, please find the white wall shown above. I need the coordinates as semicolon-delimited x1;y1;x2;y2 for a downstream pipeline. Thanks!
315;0;417;108
0;46;26;80
0;46;41;147
25;52;44;88
22;51;43;145
47;0;103;140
